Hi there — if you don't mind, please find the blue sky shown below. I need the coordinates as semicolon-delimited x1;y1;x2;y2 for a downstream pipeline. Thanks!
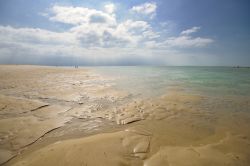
0;0;249;66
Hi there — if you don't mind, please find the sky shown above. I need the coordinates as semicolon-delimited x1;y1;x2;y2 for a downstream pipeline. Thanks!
0;0;249;66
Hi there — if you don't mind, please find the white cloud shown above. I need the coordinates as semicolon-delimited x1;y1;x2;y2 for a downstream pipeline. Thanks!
49;5;116;26
0;26;76;45
0;4;214;65
104;3;116;14
47;5;154;47
124;20;150;31
160;27;213;48
164;35;213;48
131;2;157;19
181;26;201;36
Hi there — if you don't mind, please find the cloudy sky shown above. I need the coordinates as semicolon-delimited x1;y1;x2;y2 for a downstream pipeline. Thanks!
0;0;249;66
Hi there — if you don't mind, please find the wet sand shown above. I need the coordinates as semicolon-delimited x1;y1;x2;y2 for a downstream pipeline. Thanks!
0;65;250;166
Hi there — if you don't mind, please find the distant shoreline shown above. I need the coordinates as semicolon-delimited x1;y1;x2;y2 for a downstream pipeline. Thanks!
0;64;250;68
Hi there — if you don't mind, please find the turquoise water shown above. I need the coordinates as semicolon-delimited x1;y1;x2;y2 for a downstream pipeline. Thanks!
90;66;250;98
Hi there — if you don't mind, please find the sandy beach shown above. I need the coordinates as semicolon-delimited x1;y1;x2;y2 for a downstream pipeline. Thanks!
0;65;250;166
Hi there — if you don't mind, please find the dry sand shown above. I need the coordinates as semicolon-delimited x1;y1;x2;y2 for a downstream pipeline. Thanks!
0;65;250;166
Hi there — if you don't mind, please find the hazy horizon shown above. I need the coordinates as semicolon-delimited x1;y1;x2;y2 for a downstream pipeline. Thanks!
1;64;250;67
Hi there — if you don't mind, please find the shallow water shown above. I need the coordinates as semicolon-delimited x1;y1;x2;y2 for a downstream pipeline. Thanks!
92;66;250;97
